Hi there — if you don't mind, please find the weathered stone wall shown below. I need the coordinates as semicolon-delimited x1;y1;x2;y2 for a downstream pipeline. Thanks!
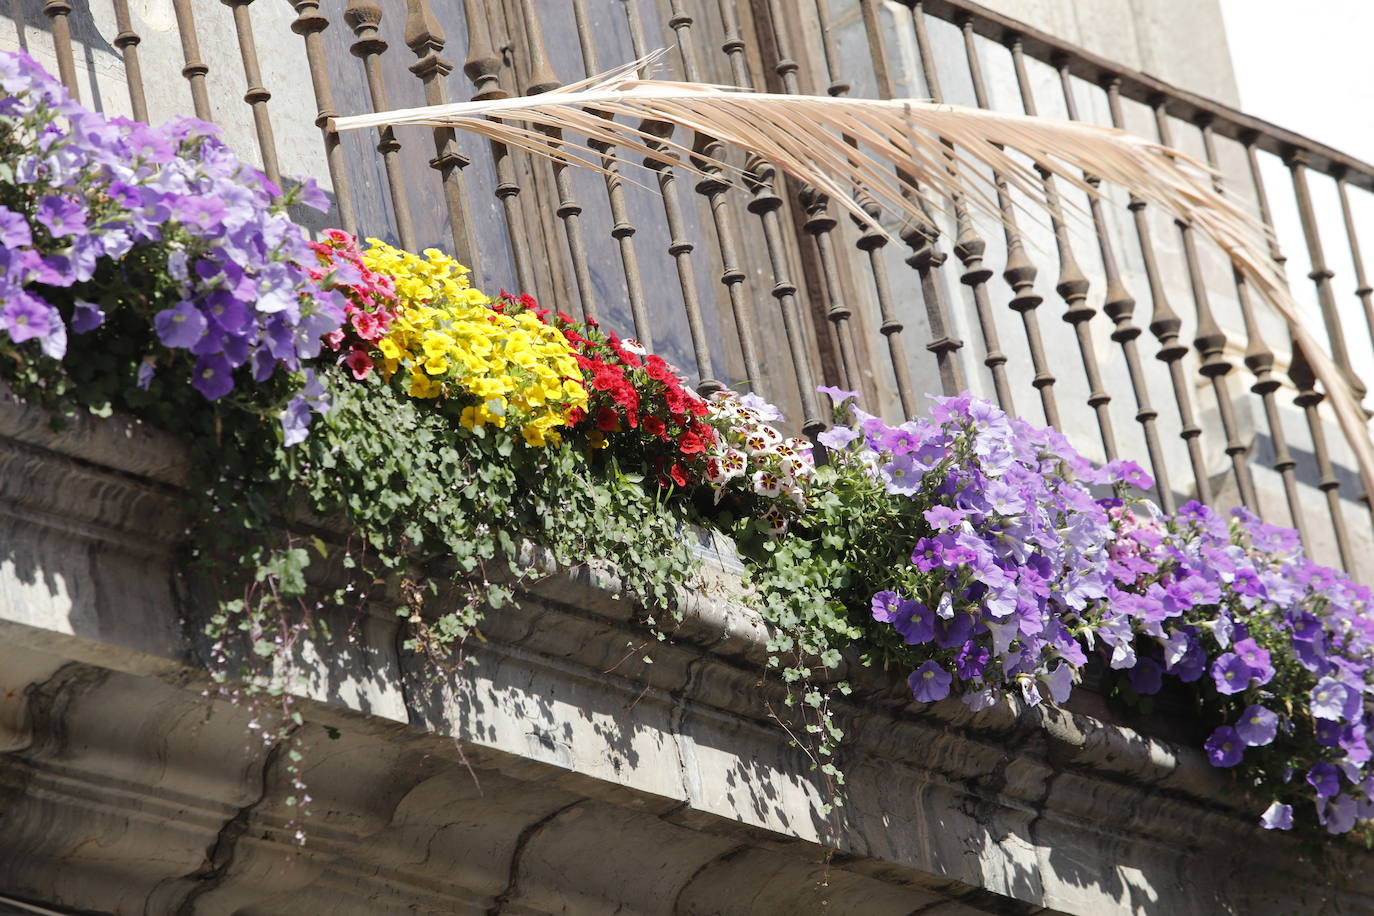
0;392;1369;914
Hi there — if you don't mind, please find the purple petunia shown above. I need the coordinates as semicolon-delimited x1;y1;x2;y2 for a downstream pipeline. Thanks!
1307;761;1341;798
817;385;859;405
154;300;207;349
817;425;859;450
1210;652;1253;695
894;602;936;645
871;591;902;623
1259;801;1292;830
0;204;32;247
1311;678;1349;721
34;195;85;237
0;49;344;436
1;290;53;344
908;660;952;703
70;299;104;333
924;505;966;532
1205;726;1244;767
1235;705;1278;747
190;352;235;400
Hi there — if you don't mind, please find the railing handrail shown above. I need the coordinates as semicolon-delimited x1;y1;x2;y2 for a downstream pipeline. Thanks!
917;0;1374;190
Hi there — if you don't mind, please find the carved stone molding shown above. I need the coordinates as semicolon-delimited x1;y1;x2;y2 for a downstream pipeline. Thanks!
0;391;1368;914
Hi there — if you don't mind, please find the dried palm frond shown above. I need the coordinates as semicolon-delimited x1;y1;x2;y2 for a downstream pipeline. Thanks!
331;57;1374;497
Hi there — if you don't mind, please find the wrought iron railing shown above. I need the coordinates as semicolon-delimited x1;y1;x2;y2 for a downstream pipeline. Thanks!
26;0;1374;580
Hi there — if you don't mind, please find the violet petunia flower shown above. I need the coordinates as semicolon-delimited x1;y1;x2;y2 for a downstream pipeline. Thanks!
1307;761;1341;798
1204;726;1244;767
1210;652;1253;695
70;299;104;333
2;291;54;344
924;505;966;532
1259;801;1292;830
0;204;32;247
190;352;235;400
35;195;85;237
894;602;936;645
1233;638;1274;684
871;591;902;623
908;660;952;703
1321;794;1357;835
1236;705;1278;747
1311;678;1350;721
154;300;207;349
817;425;859;450
816;384;859;405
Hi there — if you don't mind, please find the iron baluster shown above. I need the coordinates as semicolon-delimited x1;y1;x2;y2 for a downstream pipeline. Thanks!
171;0;213;121
290;0;358;235
1009;40;1116;459
763;0;859;391
111;0;148;122
221;0;282;188
404;0;482;277
667;0;765;393
1104;87;1211;503
461;0;537;297
1060;69;1170;503
513;0;597;320
1153;106;1255;507
41;2;79;100
960;20;1057;425
345;0;418;252
909;6;1010;411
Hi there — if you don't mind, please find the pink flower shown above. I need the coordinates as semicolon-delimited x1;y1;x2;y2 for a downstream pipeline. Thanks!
351;309;381;340
344;348;373;380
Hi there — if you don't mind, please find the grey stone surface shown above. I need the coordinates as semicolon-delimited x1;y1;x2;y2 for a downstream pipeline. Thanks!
0;392;1370;914
971;0;1241;105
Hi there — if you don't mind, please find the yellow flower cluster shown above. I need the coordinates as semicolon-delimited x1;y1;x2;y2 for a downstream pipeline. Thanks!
362;239;587;447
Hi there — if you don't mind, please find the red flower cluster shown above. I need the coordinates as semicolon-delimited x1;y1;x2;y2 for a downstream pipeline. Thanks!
308;230;398;380
499;295;717;488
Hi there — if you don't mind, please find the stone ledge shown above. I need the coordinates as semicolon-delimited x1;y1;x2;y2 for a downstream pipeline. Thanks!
0;391;1368;914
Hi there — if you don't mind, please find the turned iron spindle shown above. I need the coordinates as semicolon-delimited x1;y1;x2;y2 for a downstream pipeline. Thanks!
461;0;537;296
514;0;597;320
1288;151;1371;417
851;2;961;398
566;0;650;346
1249;146;1354;559
960;21;1057;425
1010;41;1116;459
1290;343;1354;571
908;7;1010;411
290;0;358;235
171;0;213;121
667;0;765;392
1058;68;1170;502
404;0;481;276
1335;170;1374;356
1154;106;1256;507
619;0;720;389
345;0;418;251
715;0;823;437
1104;87;1211;503
41;2;79;101
221;0;282;188
111;0;148;122
1229;131;1310;542
763;0;860;391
